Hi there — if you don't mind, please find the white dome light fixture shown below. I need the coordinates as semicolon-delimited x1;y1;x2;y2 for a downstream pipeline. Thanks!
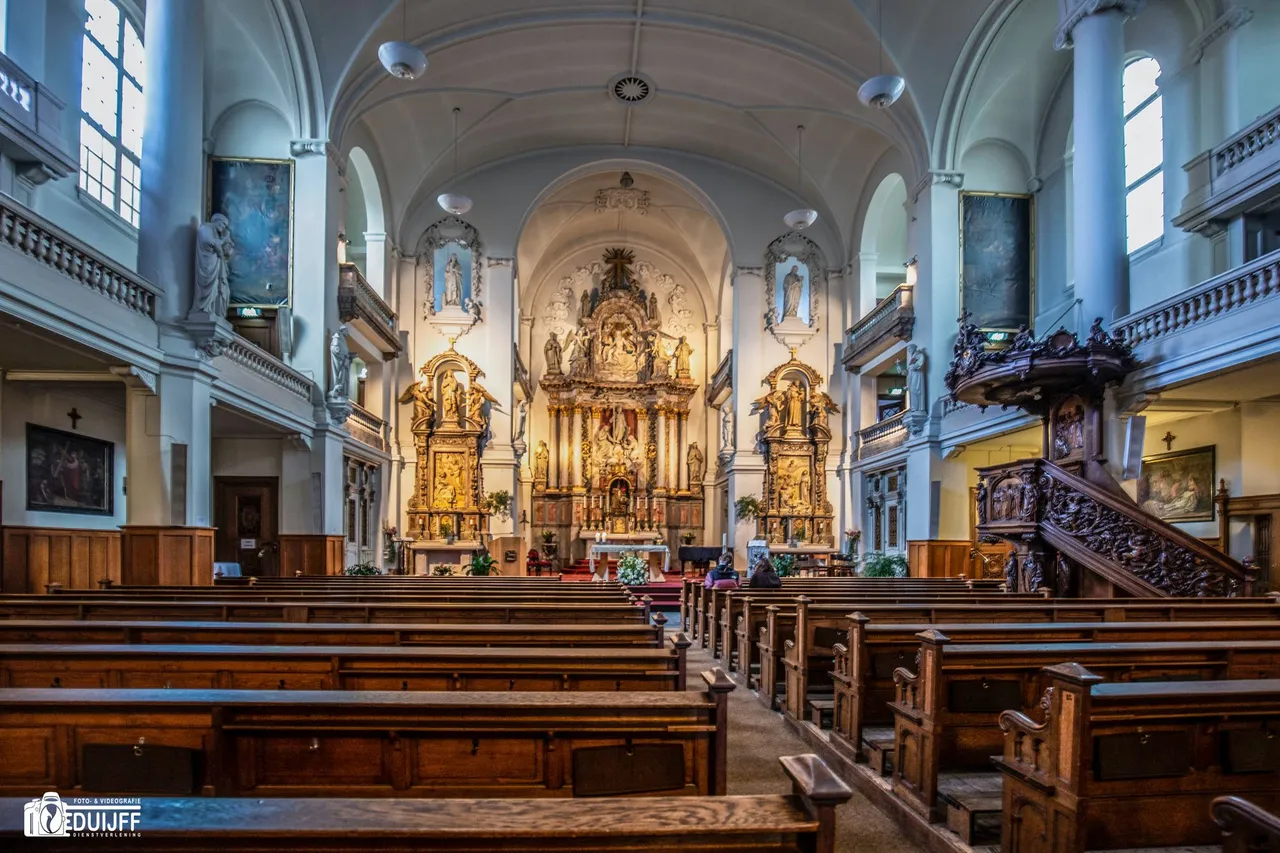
437;107;473;216
858;0;905;109
783;124;818;232
378;0;427;80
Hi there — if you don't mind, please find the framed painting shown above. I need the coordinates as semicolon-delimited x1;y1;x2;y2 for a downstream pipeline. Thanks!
1137;445;1215;522
207;156;294;307
26;424;114;516
960;191;1035;332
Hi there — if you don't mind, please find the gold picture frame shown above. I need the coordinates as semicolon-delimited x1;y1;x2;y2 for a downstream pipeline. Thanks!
205;155;295;308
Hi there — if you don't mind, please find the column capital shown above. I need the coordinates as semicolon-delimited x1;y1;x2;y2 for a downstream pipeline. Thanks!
1055;0;1145;50
909;170;964;203
290;139;347;177
734;266;765;278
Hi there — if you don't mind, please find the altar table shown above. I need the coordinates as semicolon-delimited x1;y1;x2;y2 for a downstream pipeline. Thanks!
588;543;670;581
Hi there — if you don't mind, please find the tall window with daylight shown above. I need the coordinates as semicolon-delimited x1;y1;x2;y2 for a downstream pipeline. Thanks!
1123;57;1163;254
79;0;144;226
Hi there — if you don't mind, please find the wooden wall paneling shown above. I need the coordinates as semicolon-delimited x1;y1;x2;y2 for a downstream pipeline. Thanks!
1;528;122;592
122;527;215;586
279;535;345;576
908;540;974;579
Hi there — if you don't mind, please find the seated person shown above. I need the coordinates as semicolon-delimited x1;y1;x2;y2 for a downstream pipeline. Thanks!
748;556;782;589
704;556;741;590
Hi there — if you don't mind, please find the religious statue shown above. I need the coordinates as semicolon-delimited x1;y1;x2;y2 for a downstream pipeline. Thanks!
327;326;353;401
720;406;734;454
976;478;988;525
600;326;639;375
443;252;464;307
754;387;785;433
809;390;835;433
906;344;927;435
783;381;806;431
193;213;233;318
1023;551;1046;591
533;440;549;484
1003;550;1019;592
648;292;660;324
782;264;804;320
644;331;668;380
398;380;435;427
433;455;462;509
514;400;528;443
579;290;591;322
467;380;494;431
568;328;593;376
672;336;693;379
687;442;705;486
440;372;464;425
544;332;563;375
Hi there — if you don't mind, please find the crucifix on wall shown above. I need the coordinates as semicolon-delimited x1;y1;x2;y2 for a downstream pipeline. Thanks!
66;408;82;431
1161;431;1176;451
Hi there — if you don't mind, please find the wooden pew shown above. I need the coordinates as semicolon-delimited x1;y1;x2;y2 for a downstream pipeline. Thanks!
890;632;1280;832
0;670;736;799
0;754;853;853
0;598;656;627
0;619;667;648
1213;796;1280;853
767;595;1280;714
996;665;1280;853
0;638;692;691
831;616;1280;769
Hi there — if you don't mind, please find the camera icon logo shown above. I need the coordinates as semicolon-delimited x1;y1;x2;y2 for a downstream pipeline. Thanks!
24;792;69;837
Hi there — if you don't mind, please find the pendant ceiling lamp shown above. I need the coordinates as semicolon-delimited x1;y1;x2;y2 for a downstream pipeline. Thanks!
437;107;473;216
378;0;428;80
858;0;905;108
783;124;818;231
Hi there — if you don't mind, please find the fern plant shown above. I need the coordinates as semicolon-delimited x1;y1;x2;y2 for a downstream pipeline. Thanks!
616;552;649;586
771;554;797;577
734;495;762;522
861;552;909;578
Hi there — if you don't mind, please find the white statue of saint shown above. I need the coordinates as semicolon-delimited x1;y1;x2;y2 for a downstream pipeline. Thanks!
327;326;353;401
907;344;928;428
782;264;804;320
514;400;529;442
443;252;463;307
720;406;734;453
193;213;233;318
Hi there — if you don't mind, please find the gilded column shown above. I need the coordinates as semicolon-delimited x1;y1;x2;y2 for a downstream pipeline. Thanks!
655;407;667;493
664;407;673;492
569;406;581;490
678;411;689;491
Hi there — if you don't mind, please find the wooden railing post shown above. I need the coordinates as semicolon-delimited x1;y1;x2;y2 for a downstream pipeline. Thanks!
781;754;854;853
703;668;737;795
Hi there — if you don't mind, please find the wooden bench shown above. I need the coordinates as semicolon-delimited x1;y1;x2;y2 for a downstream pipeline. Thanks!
1214;795;1280;853
0;619;668;648
830;616;1280;768
0;669;735;799
768;596;1280;716
996;665;1280;853
0;637;692;691
0;754;853;853
891;632;1280;824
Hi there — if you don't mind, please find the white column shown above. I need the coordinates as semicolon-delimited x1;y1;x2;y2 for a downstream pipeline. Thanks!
136;0;205;324
1057;0;1143;326
290;145;345;382
856;252;878;317
363;232;388;297
125;369;213;527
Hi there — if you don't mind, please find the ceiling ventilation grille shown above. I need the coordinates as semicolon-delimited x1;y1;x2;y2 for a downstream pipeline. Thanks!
610;74;653;105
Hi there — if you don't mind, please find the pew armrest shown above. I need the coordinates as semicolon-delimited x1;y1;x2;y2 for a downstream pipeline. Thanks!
833;642;849;678
892;666;919;709
781;754;853;806
994;706;1055;789
1214;796;1280;853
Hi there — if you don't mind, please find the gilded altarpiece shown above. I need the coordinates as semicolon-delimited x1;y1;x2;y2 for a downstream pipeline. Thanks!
535;248;702;542
400;346;494;542
751;355;838;546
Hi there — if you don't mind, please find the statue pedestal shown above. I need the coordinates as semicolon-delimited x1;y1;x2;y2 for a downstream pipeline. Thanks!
770;316;818;350
426;305;477;342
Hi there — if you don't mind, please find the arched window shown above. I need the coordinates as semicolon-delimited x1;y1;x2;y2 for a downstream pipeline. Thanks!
79;0;144;227
1123;57;1163;254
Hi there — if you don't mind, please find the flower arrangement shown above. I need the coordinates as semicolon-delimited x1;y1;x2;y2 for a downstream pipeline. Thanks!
734;495;762;522
681;531;696;544
439;519;454;541
843;529;861;558
541;530;557;544
771;554;797;577
344;562;379;576
483;490;512;520
383;523;400;563
466;551;499;576
432;565;456;577
616;552;649;586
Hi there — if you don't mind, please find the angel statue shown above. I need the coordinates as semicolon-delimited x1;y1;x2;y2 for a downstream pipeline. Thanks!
467;380;497;431
193;213;233;318
398;380;435;427
751;386;786;433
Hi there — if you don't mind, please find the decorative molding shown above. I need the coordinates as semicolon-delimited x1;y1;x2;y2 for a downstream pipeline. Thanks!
1026;176;1045;193
1188;4;1253;63
734;266;765;278
764;231;825;347
416;216;484;336
595;186;650;214
486;257;514;268
108;365;158;394
910;170;965;202
289;138;347;176
185;316;236;362
1054;0;1146;50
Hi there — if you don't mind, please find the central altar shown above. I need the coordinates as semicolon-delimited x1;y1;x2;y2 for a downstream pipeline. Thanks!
532;248;704;555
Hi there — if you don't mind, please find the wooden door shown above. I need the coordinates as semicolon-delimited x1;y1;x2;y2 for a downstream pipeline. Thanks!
214;478;279;577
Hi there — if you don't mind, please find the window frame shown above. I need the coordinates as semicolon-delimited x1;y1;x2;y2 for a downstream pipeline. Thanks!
78;0;144;228
1122;56;1164;256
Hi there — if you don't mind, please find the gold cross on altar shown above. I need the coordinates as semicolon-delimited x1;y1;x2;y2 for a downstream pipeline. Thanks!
603;248;635;290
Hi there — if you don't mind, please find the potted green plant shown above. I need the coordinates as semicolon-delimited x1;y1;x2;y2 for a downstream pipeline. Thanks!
771;554;797;577
616;552;649;586
680;531;696;545
431;565;456;577
734;495;762;523
344;562;379;576
483;490;512;520
540;530;557;559
439;519;454;545
466;551;499;576
861;551;909;578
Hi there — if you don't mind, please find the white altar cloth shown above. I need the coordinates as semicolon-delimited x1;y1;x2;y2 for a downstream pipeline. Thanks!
588;543;670;581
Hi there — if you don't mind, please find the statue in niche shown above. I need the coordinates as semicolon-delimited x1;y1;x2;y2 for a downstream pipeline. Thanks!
782;264;804;320
399;380;435;427
443;253;464;307
544;332;563;375
579;290;591;322
440;372;464;425
193;213;234;318
672;336;693;379
648;292;661;324
327;326;353;401
1053;404;1085;459
687;443;705;486
533;440;549;484
783;381;806;431
799;467;811;504
976;478;988;525
720;407;734;453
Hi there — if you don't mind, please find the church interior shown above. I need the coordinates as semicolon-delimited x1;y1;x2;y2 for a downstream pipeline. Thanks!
1;0;1280;850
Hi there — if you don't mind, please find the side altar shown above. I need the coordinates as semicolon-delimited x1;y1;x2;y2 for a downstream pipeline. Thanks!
532;248;705;558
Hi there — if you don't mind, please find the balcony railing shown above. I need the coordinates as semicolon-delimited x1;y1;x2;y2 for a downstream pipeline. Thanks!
0;194;159;317
707;349;732;405
338;263;401;358
347;403;389;452
0;49;76;182
1114;249;1280;348
843;285;914;371
857;410;908;460
222;335;313;402
1177;102;1280;234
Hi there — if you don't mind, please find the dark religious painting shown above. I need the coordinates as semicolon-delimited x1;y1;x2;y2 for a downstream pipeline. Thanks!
26;424;114;515
1138;445;1215;522
960;192;1034;331
207;157;294;307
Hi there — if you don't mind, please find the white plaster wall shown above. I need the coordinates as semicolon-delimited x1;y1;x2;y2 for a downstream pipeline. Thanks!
211;438;283;478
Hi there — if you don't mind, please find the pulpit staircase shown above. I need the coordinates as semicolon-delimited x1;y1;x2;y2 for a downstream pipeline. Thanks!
947;320;1256;598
